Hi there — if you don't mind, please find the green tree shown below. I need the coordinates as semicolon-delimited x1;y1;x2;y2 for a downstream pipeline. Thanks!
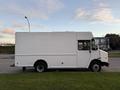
105;34;120;50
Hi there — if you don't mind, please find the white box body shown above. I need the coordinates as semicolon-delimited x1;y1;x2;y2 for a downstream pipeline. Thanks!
15;32;108;69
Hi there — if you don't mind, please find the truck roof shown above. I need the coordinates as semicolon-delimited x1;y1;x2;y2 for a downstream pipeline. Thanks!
16;32;93;40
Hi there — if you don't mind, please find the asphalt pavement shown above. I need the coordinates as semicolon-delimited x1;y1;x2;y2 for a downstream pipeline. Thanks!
0;54;120;73
103;58;120;72
0;54;21;73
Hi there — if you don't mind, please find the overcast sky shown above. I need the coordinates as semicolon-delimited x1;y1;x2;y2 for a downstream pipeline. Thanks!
0;0;120;43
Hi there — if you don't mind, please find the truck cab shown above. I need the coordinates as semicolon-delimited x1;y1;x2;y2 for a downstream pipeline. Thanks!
77;38;109;72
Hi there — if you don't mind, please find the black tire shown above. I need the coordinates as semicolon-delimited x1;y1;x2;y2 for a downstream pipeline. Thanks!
34;62;47;72
89;61;101;72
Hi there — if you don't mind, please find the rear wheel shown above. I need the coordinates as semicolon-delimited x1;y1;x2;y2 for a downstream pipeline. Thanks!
89;62;101;72
34;62;47;72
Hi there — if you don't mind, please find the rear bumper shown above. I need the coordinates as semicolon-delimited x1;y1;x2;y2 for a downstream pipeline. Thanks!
101;62;109;67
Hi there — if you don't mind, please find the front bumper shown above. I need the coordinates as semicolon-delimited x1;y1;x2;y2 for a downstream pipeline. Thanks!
101;62;109;67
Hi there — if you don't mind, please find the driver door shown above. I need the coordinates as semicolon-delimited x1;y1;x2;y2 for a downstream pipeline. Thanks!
77;40;91;68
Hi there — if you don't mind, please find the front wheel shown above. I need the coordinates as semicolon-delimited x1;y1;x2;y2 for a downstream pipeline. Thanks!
89;62;101;72
34;62;47;72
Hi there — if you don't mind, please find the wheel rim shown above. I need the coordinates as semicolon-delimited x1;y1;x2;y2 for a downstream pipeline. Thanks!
92;64;100;72
36;64;44;72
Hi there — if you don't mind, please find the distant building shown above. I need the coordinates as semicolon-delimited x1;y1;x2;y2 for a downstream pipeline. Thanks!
94;37;110;51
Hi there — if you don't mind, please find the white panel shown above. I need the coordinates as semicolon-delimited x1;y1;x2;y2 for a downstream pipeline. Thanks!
77;51;90;68
57;55;77;68
90;51;100;61
15;55;58;67
15;55;77;68
15;32;94;68
77;32;93;40
15;32;77;55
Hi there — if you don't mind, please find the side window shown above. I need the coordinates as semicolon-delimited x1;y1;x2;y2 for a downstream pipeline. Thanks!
78;40;90;50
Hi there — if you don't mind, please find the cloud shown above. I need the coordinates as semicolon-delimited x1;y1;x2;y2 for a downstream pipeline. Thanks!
0;21;2;24
0;33;15;44
75;1;120;23
12;23;25;29
75;8;92;21
12;22;48;31
93;8;120;23
0;29;15;44
0;0;64;19
0;21;4;28
1;28;15;35
92;0;107;2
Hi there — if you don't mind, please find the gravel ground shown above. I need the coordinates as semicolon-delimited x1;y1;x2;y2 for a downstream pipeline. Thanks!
0;54;120;73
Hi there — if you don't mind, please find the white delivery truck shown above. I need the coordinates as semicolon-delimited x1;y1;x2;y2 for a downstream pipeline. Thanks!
15;32;109;72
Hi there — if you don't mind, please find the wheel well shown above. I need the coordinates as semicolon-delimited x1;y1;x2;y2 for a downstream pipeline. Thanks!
89;59;101;68
34;59;48;68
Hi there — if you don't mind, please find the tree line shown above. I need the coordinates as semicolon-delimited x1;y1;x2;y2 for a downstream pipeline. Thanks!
0;46;15;54
105;34;120;50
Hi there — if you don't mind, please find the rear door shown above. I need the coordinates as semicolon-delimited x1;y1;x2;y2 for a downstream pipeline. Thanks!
77;40;91;68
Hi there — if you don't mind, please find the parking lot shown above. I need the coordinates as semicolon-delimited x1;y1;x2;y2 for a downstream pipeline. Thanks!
0;54;120;73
